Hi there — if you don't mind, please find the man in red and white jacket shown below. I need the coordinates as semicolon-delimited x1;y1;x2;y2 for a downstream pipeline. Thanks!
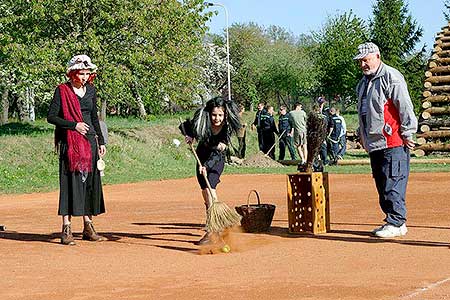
354;42;417;238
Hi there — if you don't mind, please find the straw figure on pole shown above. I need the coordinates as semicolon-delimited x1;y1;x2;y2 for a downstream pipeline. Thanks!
179;97;242;244
304;106;328;172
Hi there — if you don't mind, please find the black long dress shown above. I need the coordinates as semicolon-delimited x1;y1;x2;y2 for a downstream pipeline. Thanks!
195;125;228;190
47;83;105;216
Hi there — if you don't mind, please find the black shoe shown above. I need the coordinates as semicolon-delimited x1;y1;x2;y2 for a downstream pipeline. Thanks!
194;232;211;245
297;162;307;172
313;160;324;172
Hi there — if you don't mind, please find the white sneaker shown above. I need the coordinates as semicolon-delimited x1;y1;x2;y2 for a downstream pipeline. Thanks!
374;223;407;238
371;224;387;235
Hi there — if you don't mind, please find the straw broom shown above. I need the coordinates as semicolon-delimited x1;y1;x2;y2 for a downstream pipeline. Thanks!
189;143;241;233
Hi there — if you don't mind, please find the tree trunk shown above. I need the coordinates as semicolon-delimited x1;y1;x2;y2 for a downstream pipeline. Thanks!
425;75;450;84
16;90;29;122
442;28;450;35
416;137;427;145
129;81;147;119
423;106;450;115
1;88;8;125
412;149;426;157
426;85;450;92
420;124;430;133
421;111;432;119
100;98;107;121
428;62;437;69
416;142;450;152
423;95;450;104
426;65;450;74
422;101;432;109
281;94;289;108
419;117;450;129
164;94;171;113
417;130;450;139
429;57;450;68
436;32;450;39
431;50;450;60
27;87;35;122
434;42;450;49
422;90;432;98
435;36;450;43
276;91;281;109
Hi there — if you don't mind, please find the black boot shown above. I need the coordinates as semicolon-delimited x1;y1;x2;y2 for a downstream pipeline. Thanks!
195;232;212;245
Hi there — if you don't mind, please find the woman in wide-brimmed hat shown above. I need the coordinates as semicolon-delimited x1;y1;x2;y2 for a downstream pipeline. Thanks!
47;54;106;245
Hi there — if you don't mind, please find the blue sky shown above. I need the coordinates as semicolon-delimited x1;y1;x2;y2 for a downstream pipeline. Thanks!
205;0;448;52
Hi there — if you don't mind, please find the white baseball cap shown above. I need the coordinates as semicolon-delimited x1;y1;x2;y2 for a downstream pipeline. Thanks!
353;42;380;60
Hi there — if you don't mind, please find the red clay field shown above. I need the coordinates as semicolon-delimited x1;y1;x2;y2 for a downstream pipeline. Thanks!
1;173;450;300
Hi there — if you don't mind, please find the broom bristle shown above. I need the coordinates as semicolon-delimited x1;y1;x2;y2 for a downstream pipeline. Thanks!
206;201;242;233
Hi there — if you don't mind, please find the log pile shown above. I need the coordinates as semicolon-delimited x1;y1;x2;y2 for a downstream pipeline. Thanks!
345;130;363;150
416;24;450;157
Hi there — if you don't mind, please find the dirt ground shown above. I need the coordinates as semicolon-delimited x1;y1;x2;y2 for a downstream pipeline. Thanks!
1;173;450;300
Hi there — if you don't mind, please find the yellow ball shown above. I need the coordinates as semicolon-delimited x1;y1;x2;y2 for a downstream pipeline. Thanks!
221;244;231;253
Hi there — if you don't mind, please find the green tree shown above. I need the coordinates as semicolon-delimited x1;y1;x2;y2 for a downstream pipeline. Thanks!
370;0;423;66
312;11;368;108
444;0;450;21
228;23;267;108
227;23;318;110
252;30;318;108
370;0;426;111
0;0;211;121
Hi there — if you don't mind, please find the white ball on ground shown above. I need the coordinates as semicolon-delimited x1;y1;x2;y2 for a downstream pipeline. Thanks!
172;138;181;147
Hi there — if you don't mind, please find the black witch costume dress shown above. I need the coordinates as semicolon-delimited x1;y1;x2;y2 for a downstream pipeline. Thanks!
47;82;105;216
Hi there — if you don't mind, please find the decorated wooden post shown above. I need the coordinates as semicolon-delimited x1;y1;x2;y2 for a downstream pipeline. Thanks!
287;172;330;234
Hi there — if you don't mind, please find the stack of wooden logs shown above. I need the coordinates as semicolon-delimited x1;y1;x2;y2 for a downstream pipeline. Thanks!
416;25;450;156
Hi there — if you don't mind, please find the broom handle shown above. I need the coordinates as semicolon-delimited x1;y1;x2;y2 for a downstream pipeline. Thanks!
189;143;216;203
264;129;286;157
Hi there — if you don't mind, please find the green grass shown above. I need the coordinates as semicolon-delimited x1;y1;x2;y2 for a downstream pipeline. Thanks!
0;112;449;194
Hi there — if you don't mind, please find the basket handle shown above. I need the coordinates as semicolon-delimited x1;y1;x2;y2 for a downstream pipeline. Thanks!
247;190;261;207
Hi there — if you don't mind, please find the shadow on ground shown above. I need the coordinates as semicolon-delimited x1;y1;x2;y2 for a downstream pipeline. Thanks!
0;122;53;136
265;225;450;248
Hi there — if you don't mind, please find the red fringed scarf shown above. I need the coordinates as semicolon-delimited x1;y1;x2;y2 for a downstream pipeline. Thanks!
58;83;92;173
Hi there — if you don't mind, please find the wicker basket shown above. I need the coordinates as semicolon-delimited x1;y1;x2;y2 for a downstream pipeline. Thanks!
235;190;276;233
